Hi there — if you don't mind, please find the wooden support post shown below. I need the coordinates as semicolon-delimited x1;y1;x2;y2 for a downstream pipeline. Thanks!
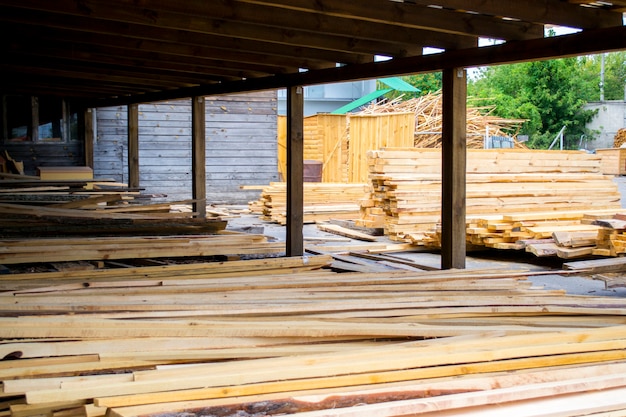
192;96;207;219
127;104;140;189
441;68;467;270
83;108;94;169
286;86;304;257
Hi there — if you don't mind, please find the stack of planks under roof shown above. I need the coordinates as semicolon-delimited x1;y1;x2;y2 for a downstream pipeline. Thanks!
0;172;228;239
358;148;624;258
3;255;626;416
249;182;367;224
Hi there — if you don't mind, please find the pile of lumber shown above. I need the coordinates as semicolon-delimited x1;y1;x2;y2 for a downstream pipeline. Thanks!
357;92;527;149
359;148;623;254
0;233;283;266
3;256;626;416
249;182;368;224
0;172;228;237
0;171;140;205
614;128;626;148
463;210;622;258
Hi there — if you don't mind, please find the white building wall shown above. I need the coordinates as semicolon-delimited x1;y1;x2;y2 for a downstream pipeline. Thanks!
584;101;626;149
277;80;377;116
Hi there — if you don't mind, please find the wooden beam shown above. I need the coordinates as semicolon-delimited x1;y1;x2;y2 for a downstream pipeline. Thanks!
406;0;623;30
83;108;94;169
127;104;139;189
234;0;543;40
286;86;304;257
191;96;206;219
441;68;467;270
88;25;626;108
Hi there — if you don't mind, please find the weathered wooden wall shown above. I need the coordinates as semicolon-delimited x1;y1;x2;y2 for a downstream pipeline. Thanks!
2;142;84;175
94;92;278;204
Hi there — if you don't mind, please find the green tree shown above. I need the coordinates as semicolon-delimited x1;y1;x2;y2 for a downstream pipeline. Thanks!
578;52;626;101
468;57;599;149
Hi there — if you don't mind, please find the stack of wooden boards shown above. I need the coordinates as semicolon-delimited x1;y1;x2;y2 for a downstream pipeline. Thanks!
359;148;623;258
0;233;284;266
249;182;367;224
3;255;626;416
0;172;227;238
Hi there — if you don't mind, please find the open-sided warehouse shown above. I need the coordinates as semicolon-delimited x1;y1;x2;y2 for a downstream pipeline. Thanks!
1;1;626;416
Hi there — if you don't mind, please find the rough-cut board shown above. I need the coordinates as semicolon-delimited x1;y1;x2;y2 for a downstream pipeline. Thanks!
317;224;379;242
37;166;93;181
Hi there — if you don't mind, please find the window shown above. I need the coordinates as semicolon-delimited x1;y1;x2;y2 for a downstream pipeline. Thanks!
1;95;79;142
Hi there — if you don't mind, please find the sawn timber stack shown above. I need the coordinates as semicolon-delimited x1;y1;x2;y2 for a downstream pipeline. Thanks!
359;148;622;253
2;256;626;416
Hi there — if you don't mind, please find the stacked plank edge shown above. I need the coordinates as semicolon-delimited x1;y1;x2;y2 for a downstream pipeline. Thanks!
249;182;367;224
358;148;624;258
4;255;626;416
0;174;228;238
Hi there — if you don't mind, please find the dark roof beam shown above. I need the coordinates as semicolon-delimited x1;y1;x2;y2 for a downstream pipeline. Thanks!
0;1;422;58
0;6;375;67
86;25;626;108
235;0;545;40
408;0;624;29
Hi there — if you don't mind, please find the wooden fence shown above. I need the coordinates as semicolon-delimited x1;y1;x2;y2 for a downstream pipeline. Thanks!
278;112;414;183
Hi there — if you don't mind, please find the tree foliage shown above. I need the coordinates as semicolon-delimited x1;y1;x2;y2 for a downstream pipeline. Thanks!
378;52;625;150
467;52;626;149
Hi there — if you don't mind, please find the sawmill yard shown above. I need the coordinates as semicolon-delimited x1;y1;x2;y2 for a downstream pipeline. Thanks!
5;148;626;416
2;98;626;417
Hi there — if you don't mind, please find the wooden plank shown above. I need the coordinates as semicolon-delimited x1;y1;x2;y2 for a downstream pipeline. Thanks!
526;242;560;257
37;167;94;181
555;246;594;259
95;362;626;410
317;224;378;242
563;257;626;273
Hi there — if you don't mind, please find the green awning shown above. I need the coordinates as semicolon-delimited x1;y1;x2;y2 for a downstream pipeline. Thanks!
330;88;393;114
379;77;419;92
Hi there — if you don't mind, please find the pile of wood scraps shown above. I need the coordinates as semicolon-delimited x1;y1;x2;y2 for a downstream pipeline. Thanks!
248;182;368;224
614;128;626;148
2;258;626;416
359;148;623;259
357;92;527;149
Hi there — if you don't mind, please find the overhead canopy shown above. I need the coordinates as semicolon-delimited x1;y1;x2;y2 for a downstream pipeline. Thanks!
0;1;624;106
